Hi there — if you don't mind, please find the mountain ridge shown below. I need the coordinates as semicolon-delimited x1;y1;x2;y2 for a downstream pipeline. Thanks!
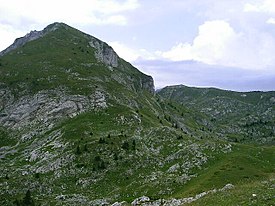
0;22;66;57
160;84;275;93
158;85;275;144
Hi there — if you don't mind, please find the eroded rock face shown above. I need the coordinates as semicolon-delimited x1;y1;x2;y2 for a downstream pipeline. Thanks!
0;88;107;131
89;39;118;68
141;76;155;94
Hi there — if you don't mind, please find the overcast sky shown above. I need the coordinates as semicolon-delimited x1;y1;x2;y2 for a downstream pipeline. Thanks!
1;0;275;91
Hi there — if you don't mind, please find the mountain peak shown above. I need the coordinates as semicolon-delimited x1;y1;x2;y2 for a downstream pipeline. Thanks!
0;22;121;68
0;22;155;94
46;21;66;28
44;22;72;32
0;22;69;57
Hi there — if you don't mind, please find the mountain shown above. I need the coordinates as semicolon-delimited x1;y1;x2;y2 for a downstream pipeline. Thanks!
158;85;275;144
0;22;155;146
0;23;274;206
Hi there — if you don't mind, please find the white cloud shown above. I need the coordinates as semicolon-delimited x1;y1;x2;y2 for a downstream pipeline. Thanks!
87;15;128;26
0;0;139;51
162;43;193;61
109;41;157;62
159;20;275;69
92;0;140;14
161;21;240;66
244;0;275;13
267;17;275;24
0;0;139;26
0;24;25;51
110;19;275;70
109;41;140;62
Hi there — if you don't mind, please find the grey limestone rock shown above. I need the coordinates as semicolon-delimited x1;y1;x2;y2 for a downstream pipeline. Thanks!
0;88;107;133
89;39;118;68
141;76;155;94
219;183;234;191
131;196;150;205
111;201;128;206
134;183;235;206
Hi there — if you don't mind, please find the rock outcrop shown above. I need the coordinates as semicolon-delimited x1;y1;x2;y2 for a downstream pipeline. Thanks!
89;39;118;68
141;76;155;94
0;88;107;134
128;184;235;206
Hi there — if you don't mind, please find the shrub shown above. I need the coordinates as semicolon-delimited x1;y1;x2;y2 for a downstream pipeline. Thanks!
122;141;129;150
34;173;40;179
132;140;136;150
75;145;81;155
99;138;105;144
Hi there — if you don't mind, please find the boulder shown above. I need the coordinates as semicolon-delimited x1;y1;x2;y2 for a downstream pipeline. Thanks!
131;196;150;205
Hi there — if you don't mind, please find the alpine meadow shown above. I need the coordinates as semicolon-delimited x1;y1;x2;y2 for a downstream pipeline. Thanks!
0;23;274;206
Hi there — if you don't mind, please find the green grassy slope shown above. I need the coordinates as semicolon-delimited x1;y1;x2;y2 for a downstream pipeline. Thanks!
0;23;274;205
176;144;275;196
0;23;153;98
0;103;232;205
158;85;275;144
190;171;274;205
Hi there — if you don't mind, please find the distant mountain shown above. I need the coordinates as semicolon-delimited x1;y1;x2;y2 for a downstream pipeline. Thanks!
0;23;274;206
158;85;275;144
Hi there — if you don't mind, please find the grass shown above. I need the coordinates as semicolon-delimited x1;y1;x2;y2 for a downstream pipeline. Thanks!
174;143;275;198
0;23;152;98
158;86;275;144
190;174;275;206
0;127;17;147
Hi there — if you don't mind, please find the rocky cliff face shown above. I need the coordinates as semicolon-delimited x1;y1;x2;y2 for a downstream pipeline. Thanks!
0;87;107;140
89;39;118;68
141;75;155;94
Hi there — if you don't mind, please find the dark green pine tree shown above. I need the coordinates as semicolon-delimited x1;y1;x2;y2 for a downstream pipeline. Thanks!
132;139;136;150
122;141;129;150
75;145;81;155
22;190;35;206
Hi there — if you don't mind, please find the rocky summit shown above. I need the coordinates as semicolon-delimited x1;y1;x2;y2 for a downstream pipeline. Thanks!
0;23;274;206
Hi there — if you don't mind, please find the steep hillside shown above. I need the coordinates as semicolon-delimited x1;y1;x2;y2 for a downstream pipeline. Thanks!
0;22;154;143
0;23;228;205
158;85;275;144
0;23;274;206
